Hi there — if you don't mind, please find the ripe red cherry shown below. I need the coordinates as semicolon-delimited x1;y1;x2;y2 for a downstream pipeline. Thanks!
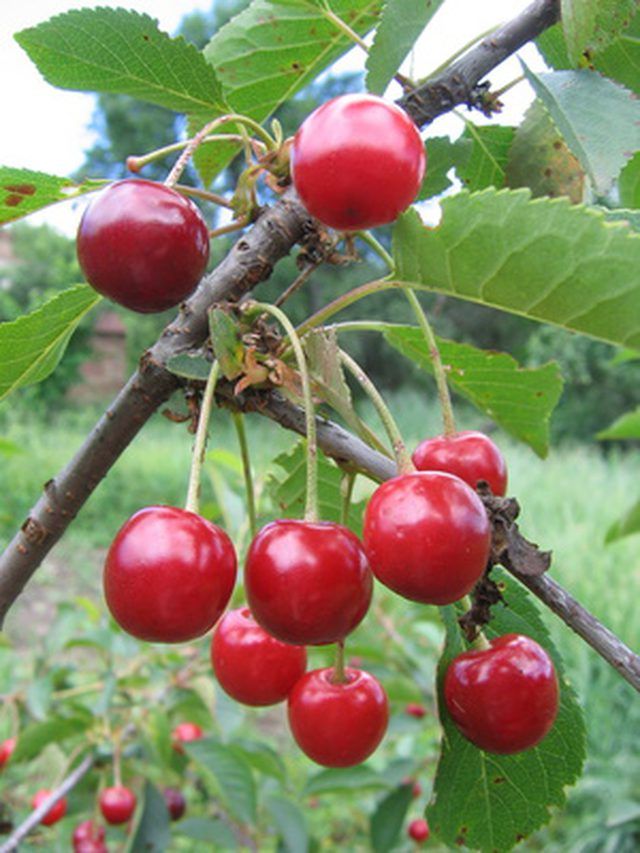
408;817;430;843
72;820;106;850
103;506;237;643
171;721;204;752
99;785;137;825
31;789;67;826
412;430;508;496
444;633;559;754
211;607;307;705
363;471;491;605
0;737;16;767
245;520;373;645
74;842;108;853
291;93;425;230
77;179;210;313
163;787;187;821
287;667;388;767
405;702;427;719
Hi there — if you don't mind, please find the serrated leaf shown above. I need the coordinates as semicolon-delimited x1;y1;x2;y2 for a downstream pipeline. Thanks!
11;715;92;762
165;352;213;381
0;285;101;402
230;738;287;782
457;124;515;192
366;0;444;95
418;136;469;200
600;206;640;230
619;150;640;208
561;0;597;65
267;440;367;535
0;167;103;225
383;326;563;457
186;738;257;824
605;497;640;542
594;10;640;92
428;569;586;852
265;795;309;853
305;329;362;436
15;8;227;114
369;783;413;853
591;0;639;54
209;307;244;380
506;99;585;203
304;764;387;795
391;191;640;349
597;406;640;439
126;781;170;853
179;817;237;846
521;66;640;195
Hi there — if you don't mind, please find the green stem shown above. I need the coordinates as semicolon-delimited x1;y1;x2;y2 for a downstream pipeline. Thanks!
418;24;499;84
174;183;233;210
249;302;318;522
356;231;394;272
127;134;247;175
340;471;357;527
295;278;394;341
331;640;347;684
233;413;257;540
490;73;526;100
339;349;413;475
403;288;456;436
185;360;220;515
319;4;369;51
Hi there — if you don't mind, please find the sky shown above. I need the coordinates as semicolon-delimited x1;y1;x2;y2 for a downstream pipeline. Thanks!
0;0;544;234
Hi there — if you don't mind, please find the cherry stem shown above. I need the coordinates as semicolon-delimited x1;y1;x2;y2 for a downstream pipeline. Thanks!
490;73;526;100
249;302;318;522
331;640;348;684
460;595;491;650
339;470;357;527
318;4;369;52
356;230;394;273
127;134;248;176
295;278;397;341
209;216;249;239
232;412;257;540
185;359;221;515
174;183;234;210
339;349;413;475
113;733;123;788
274;261;322;308
418;23;499;84
403;288;456;437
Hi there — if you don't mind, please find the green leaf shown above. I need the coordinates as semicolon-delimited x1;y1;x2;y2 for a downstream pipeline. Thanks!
605;497;640;543
230;738;287;782
304;764;387;795
209;307;245;380
599;206;640;231
26;675;53;721
591;0;639;54
165;352;213;381
126;781;170;853
428;569;586;851
594;11;640;92
11;715;92;762
0;285;101;402
391;191;640;349
383;326;563;457
0;167;103;225
369;783;414;853
619;150;640;208
561;0;597;64
457;124;515;192
265;795;309;853
179;817;237;846
418;136;468;200
506;99;585;202
597;406;640;439
186;738;257;824
365;0;445;94
15;8;227;114
267;440;367;535
521;66;640;195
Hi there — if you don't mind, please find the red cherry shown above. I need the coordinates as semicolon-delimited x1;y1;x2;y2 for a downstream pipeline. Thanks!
408;817;430;843
72;820;106;846
171;721;204;752
405;702;427;719
287;667;388;767
402;777;423;798
74;842;108;853
0;737;16;767
412;431;508;496
211;607;307;705
103;506;237;643
77;179;210;313
31;789;67;826
162;787;187;821
444;634;559;754
245;520;372;645
363;472;491;605
99;785;137;825
291;93;425;231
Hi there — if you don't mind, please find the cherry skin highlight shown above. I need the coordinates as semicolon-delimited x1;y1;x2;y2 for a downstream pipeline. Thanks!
103;506;237;643
444;633;559;754
31;789;67;826
0;737;16;768
363;471;491;605
412;430;508;496
291;93;425;231
212;607;307;705
77;179;210;313
171;721;204;753
244;519;373;645
408;818;430;843
163;787;187;821
99;785;137;825
287;667;389;767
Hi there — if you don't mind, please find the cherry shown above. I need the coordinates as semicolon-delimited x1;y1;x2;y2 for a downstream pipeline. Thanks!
103;506;237;643
408;817;430;843
0;736;16;767
171;721;204;752
405;702;427;719
211;607;307;705
402;777;423;798
162;787;187;821
444;633;559;754
72;820;107;851
412;430;507;496
363;471;491;605
31;789;67;826
245;520;373;645
291;93;425;231
77;179;210;313
74;842;108;853
287;667;388;767
99;785;137;825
